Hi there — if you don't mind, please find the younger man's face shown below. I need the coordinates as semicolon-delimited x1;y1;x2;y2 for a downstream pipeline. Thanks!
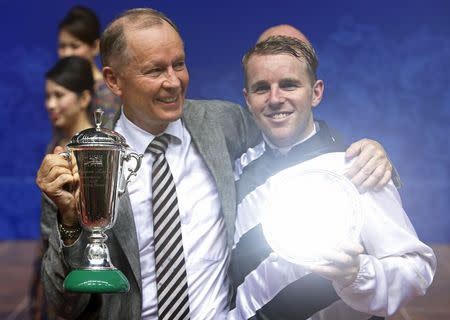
244;53;323;148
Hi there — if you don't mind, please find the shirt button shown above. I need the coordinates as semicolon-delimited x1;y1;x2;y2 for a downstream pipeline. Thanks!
269;252;278;262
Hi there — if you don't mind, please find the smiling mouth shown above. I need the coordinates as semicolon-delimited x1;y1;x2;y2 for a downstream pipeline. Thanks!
266;112;292;119
157;96;178;103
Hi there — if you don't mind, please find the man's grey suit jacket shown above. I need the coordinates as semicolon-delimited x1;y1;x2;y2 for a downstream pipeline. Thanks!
41;99;260;319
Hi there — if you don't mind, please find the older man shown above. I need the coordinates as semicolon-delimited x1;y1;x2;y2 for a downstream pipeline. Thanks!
36;9;393;320
229;35;435;320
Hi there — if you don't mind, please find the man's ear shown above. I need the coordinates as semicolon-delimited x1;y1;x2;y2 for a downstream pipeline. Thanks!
103;66;122;97
311;79;324;108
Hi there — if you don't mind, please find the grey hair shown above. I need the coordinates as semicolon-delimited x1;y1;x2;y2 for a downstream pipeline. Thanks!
100;8;181;68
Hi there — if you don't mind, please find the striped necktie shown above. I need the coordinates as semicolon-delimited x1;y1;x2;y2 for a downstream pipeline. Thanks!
148;134;191;320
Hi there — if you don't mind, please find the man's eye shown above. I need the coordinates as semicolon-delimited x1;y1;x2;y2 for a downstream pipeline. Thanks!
173;61;185;71
252;86;269;94
145;69;162;77
280;82;300;91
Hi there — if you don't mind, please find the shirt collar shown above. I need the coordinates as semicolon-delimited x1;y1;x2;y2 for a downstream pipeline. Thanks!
117;107;184;154
264;121;318;156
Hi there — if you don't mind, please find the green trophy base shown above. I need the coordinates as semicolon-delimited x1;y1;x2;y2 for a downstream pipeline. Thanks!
64;269;130;293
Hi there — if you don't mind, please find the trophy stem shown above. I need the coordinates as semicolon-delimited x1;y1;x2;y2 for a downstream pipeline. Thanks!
84;231;113;269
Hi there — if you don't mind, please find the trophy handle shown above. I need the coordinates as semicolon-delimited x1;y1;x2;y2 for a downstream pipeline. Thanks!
118;152;143;196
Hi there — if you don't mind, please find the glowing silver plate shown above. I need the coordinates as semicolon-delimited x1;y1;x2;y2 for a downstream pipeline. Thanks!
261;168;363;267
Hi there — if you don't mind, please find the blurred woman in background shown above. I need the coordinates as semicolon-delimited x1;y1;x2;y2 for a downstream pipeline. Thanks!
57;5;120;119
44;56;94;150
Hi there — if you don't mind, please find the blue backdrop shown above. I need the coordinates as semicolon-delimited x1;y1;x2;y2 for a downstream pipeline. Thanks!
1;0;449;242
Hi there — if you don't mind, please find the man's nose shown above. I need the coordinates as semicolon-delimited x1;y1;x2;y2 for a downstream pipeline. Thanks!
268;87;285;106
162;68;181;88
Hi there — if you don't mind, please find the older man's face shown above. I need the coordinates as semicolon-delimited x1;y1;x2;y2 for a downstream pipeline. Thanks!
113;21;189;134
244;53;323;147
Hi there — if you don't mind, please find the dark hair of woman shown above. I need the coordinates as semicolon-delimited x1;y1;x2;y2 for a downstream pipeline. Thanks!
46;56;94;95
58;5;100;46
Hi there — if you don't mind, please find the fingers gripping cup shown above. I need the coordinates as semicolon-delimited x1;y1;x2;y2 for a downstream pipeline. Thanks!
62;108;142;293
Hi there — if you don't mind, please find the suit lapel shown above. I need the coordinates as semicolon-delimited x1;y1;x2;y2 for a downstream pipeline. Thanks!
182;101;237;248
114;190;142;290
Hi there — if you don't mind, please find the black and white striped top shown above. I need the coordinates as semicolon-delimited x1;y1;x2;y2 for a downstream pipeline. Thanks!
229;121;345;320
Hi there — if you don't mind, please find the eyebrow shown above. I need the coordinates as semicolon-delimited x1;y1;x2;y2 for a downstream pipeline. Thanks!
249;80;269;90
279;78;301;84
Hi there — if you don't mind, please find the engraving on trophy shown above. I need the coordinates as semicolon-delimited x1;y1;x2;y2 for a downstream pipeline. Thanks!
84;155;103;167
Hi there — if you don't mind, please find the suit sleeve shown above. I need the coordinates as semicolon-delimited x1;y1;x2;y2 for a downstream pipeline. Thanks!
238;104;261;151
332;182;436;316
40;195;93;319
220;101;261;161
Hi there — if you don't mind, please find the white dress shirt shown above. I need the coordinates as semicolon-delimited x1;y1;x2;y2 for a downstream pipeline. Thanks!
115;110;229;320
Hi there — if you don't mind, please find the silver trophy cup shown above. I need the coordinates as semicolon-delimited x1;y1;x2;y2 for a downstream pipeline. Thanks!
63;109;142;293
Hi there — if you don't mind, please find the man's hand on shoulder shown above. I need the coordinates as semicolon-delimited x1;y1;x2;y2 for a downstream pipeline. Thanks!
344;139;392;193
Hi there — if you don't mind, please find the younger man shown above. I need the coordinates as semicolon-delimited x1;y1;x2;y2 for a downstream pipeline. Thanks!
229;36;436;320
